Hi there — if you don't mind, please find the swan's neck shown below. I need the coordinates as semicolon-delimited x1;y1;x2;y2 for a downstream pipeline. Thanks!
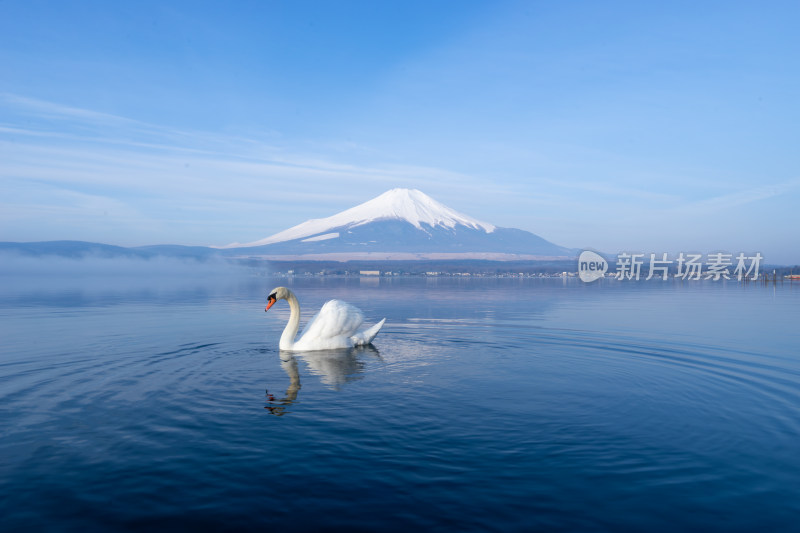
279;291;301;350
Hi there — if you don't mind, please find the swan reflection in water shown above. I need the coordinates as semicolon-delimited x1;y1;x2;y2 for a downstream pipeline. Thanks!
266;346;382;416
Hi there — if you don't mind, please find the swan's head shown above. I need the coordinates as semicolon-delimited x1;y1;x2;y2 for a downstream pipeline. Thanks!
266;286;290;311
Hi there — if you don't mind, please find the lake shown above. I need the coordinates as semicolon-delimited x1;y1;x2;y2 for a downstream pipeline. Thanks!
1;269;799;531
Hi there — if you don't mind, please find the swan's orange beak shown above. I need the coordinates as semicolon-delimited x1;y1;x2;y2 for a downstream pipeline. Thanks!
266;296;276;312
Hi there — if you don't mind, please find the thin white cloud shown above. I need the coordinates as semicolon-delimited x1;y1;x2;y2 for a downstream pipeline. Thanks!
675;178;800;214
0;92;279;154
0;92;143;126
532;176;681;203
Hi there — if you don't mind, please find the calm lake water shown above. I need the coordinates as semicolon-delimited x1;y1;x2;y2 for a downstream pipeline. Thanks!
1;269;799;531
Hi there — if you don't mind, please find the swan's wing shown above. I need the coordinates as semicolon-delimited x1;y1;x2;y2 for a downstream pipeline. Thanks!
350;318;386;346
297;299;365;345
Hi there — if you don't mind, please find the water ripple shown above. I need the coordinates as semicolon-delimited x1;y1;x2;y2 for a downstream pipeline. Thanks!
2;279;799;531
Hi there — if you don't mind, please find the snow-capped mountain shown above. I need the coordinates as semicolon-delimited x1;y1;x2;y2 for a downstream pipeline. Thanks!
223;188;573;259
226;188;495;248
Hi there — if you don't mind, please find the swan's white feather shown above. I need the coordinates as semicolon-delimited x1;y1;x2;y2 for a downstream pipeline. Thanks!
293;299;365;351
350;318;386;346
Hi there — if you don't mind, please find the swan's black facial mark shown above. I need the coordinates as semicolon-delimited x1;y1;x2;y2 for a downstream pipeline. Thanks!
266;293;277;312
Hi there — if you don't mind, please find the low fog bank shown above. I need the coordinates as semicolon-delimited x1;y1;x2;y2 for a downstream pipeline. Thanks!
0;252;272;307
0;252;258;279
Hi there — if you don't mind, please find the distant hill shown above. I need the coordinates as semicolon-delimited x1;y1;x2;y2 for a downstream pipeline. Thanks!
0;241;216;260
0;241;148;259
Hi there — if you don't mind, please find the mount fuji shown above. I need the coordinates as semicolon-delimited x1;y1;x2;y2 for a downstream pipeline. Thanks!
222;188;574;260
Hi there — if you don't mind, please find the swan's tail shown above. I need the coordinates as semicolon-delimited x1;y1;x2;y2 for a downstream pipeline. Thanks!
350;318;386;346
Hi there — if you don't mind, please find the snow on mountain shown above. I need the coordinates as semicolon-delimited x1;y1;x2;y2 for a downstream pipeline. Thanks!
225;188;495;248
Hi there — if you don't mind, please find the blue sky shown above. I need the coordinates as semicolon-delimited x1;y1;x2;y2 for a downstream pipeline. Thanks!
1;1;799;262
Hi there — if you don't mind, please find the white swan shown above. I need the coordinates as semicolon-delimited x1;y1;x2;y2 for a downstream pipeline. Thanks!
265;287;386;351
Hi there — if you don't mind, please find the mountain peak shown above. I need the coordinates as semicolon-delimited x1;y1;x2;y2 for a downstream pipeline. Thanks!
352;188;495;233
226;188;496;248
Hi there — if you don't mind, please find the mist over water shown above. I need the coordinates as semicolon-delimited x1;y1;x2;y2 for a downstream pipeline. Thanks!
1;264;799;531
0;252;241;277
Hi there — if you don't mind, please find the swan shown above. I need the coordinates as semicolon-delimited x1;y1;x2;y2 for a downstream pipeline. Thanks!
265;287;386;351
